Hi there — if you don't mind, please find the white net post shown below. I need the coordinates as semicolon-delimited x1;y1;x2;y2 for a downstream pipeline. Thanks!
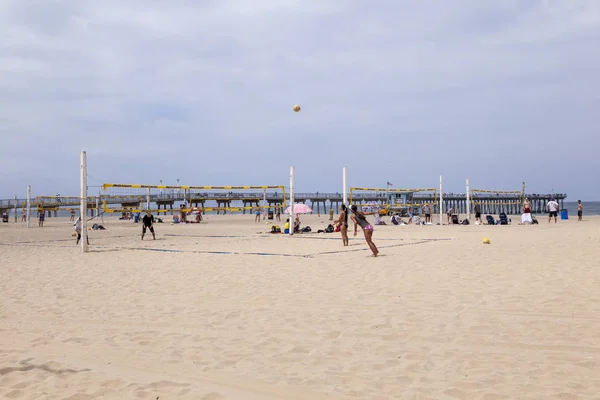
466;179;471;220
289;166;295;236
26;185;31;228
98;190;104;224
80;151;88;253
439;175;443;225
96;193;100;221
146;188;151;211
342;167;347;206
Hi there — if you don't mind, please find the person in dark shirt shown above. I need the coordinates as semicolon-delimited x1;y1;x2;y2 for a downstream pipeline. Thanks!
141;210;156;240
474;203;482;224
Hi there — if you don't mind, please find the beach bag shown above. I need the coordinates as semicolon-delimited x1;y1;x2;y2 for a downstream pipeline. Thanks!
301;226;311;233
271;225;281;233
325;224;334;233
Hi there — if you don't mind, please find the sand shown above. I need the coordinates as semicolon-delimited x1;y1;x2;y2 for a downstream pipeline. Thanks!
1;212;599;399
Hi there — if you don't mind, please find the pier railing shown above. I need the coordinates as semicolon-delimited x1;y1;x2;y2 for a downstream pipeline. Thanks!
1;192;567;216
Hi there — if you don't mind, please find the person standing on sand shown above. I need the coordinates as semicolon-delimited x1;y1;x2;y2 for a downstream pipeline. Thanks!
338;204;349;246
446;206;456;225
179;205;187;223
521;198;533;225
474;202;482;224
69;209;75;222
350;205;379;257
141;210;156;240
38;209;45;227
276;208;281;222
254;206;261;223
75;218;89;245
423;203;431;223
577;200;583;221
547;197;560;223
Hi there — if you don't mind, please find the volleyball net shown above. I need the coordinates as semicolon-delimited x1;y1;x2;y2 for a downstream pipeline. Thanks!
349;187;437;208
101;183;287;213
470;188;523;206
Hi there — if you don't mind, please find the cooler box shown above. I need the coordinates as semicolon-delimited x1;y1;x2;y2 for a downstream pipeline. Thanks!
2;213;8;223
268;211;274;220
560;209;568;220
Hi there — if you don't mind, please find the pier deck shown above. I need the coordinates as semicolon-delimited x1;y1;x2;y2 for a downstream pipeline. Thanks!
1;192;567;218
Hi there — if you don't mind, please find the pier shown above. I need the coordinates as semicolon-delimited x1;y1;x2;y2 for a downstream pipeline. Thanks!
1;192;567;220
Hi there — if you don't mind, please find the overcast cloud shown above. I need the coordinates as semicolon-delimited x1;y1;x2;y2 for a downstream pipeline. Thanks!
1;0;599;199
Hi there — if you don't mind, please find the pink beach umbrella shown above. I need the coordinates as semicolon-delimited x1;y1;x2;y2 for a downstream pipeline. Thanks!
285;203;313;214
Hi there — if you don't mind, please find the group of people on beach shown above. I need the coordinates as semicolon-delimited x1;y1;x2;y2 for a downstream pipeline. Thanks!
332;197;586;257
519;197;583;224
70;197;586;256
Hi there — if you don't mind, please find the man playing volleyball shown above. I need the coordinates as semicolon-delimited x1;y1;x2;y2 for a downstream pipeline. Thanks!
141;210;156;240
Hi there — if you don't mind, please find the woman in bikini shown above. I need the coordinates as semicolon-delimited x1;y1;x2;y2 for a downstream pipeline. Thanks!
350;205;379;257
338;204;349;246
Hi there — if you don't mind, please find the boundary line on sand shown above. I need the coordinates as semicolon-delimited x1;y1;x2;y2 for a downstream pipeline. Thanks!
311;238;453;256
118;247;311;258
0;237;453;258
164;234;256;239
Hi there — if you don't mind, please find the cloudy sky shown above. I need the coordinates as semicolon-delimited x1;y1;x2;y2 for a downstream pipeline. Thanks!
1;0;599;199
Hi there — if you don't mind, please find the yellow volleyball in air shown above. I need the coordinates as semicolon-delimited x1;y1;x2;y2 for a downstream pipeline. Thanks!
293;104;301;112
483;237;490;244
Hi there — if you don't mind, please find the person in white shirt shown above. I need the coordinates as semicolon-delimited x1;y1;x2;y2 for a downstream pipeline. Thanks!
74;218;89;245
547;197;560;223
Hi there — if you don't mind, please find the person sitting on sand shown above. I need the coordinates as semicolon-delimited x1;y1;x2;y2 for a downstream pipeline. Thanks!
373;211;386;225
391;215;407;225
284;218;290;234
294;215;301;233
141;210;156;240
189;207;202;223
350;205;379;257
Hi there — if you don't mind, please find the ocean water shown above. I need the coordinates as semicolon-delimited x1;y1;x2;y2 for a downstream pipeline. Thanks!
563;201;600;217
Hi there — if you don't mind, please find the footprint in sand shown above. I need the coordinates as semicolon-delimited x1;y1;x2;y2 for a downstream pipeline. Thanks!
4;390;23;399
443;388;469;399
200;393;226;400
324;330;341;339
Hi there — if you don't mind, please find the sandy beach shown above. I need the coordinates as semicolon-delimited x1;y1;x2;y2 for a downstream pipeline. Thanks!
1;213;599;399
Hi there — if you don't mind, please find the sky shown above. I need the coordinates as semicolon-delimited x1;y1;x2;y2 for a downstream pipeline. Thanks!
1;0;599;200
